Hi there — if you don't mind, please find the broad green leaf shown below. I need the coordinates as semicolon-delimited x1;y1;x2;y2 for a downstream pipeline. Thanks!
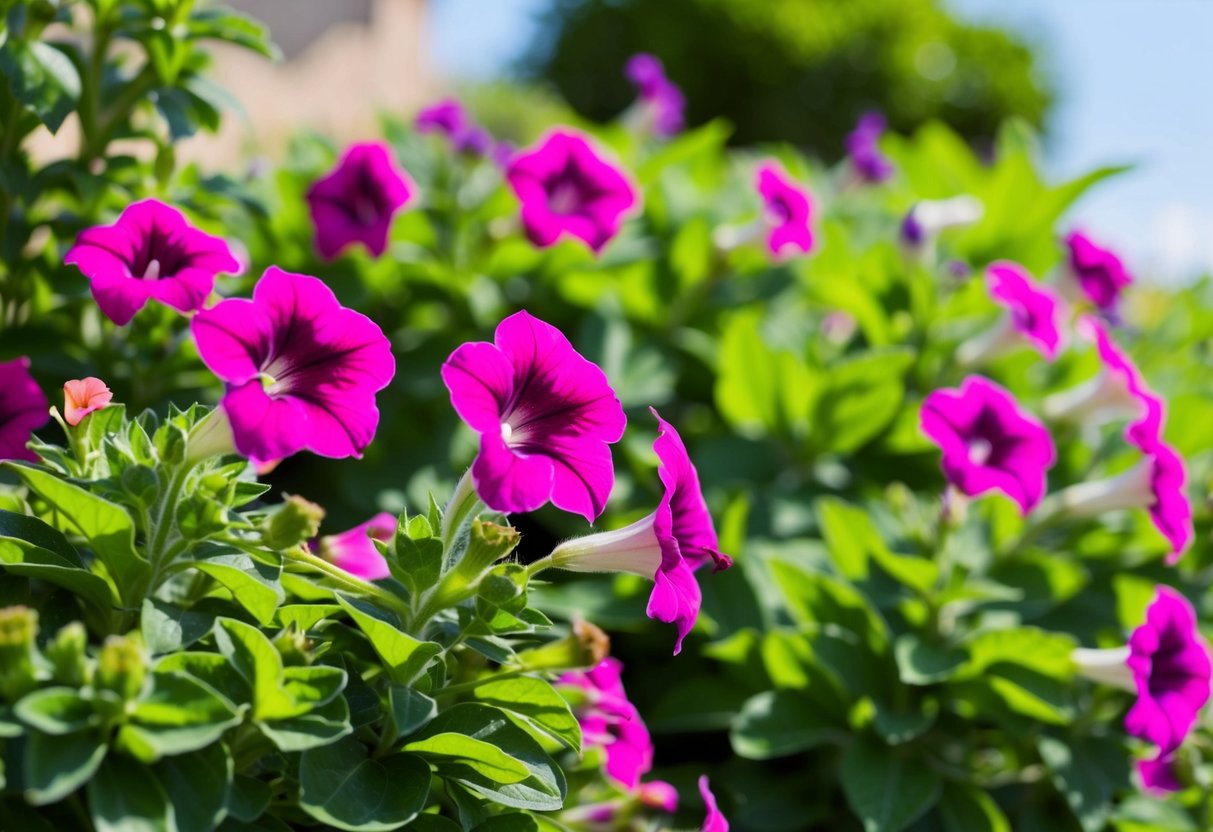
187;549;283;625
88;755;173;832
23;730;107;805
817;499;937;593
963;627;1076;678
226;774;271;823
14;687;96;735
894;635;966;685
0;511;116;613
392;513;443;598
731;690;841;759
212;618;299;720
275;604;342;631
840;739;941;832
256;696;352;752
282;666;346;709
335;595;441;685
768;559;890;655
715;309;816;438
1037;735;1130;832
404;733;531;784
0;40;81;132
473;676;582;751
142;599;214;655
812;349;914;453
298;737;429;831
118;672;241;761
387;686;438;744
939;783;1010;832
152;744;232;832
472;816;542;832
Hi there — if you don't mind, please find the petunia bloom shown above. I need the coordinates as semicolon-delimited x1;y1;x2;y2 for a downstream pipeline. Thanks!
700;777;729;832
845;111;894;183
442;310;626;522
63;377;113;426
900;196;984;251
550;409;732;654
0;358;49;462
920;376;1056;514
505;130;638;254
624;53;685;138
415;98;493;156
64;199;241;326
317;512;396;581
559;658;655;791
305;142;415;260
957;261;1064;365
756;162;814;259
191;267;396;463
1061;229;1132;313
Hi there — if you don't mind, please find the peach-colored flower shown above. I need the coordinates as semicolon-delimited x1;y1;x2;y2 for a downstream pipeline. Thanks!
63;377;113;426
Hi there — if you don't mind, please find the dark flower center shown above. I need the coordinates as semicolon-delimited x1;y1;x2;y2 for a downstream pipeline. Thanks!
130;222;190;279
1149;629;1194;698
545;162;602;217
966;407;1017;469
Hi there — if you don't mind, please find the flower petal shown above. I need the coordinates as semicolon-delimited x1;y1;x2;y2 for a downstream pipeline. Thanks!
472;433;556;515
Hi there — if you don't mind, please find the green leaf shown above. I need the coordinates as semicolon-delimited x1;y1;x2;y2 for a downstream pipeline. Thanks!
256;695;352;752
1037;735;1130;832
298;737;429;831
142;599;214;655
0;40;81;132
335;595;441;685
387;685;438;744
392;514;443;598
6;463;149;597
840;739;941;832
812;349;913;453
894;635;966;685
963;627;1076;678
817;499;937;592
715;309;816;438
226;774;271;823
187;8;281;60
410;704;566;811
88;755;173;832
0;511;117;614
939;783;1010;832
275;604;342;631
472;816;542;832
212;618;299;720
23;730;107;805
404;733;531;784
282;665;346;709
118;672;241;762
187;549;283;625
731;690;841;759
768;559;890;655
14;687;96;735
152;744;232;832
473;676;582;751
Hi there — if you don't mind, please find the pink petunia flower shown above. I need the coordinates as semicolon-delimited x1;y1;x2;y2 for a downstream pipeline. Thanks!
624;53;685;138
845;111;894;184
559;658;656;791
0;358;48;462
63;377;113;427
415;98;494;156
317;512;395;581
64;199;241;326
191;267;396;463
700;776;729;832
505;130;638;254
550;409;732;654
305;142;415;261
756;162;814;259
1061;229;1132;313
920;376;1056;514
958;261;1064;365
442;310;626;523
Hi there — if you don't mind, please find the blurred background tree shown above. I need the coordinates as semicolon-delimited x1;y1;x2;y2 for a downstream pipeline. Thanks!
523;0;1055;154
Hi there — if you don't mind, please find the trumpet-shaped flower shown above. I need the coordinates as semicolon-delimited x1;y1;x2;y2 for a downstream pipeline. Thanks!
900;196;984;250
63;377;113;426
318;512;395;581
551;409;732;654
700;777;728;832
1062;229;1132;313
920;376;1056;514
0;358;48;462
415;98;493;156
958;261;1064;365
64;199;240;326
191;267;396;462
845;111;894;183
756;163;814;258
505;130;638;254
305;142;415;260
624;53;685;137
442;311;626;522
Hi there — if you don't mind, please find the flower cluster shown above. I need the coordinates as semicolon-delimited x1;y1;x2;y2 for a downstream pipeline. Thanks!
624;53;685;138
415;98;495;157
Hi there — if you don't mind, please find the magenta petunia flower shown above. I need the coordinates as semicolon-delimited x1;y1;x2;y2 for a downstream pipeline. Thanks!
958;261;1063;365
64;199;240;326
305;142;415;261
1062;229;1132;313
442;310;626;522
0;358;48;462
920;376;1056;514
551;409;732;654
415;98;493;157
318;512;395;581
700;777;729;832
559;658;655;790
505;130;638;254
755;162;814;259
63;377;113;427
624;53;685;137
845;111;894;184
191;267;396;462
1126;587;1211;790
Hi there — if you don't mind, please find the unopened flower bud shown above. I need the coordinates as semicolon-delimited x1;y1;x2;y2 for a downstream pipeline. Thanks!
0;606;39;701
95;635;146;702
510;619;611;673
262;495;326;550
46;622;89;687
272;625;313;667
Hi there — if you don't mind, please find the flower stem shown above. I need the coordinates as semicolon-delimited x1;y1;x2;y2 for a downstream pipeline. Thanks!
525;555;554;580
441;468;482;553
286;547;412;623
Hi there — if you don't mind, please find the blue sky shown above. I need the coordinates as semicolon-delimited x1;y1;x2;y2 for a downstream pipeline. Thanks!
431;0;1213;281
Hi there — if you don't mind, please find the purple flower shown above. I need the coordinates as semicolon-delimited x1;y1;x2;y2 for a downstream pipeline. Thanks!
415;98;494;157
505;130;638;254
958;261;1063;364
551;410;732;654
1126;588;1211;791
624;53;685;137
0;358;48;462
1062;229;1132;313
559;658;655;790
318;512;395;581
756;162;814;259
441;310;626;522
920;376;1056;514
305;142;415;261
899;196;984;251
845;111;895;183
191;267;396;462
700;777;729;832
64;199;241;326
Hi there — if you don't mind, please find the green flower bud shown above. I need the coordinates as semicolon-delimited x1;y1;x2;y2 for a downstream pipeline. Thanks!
453;520;520;584
46;622;89;687
261;494;326;550
0;606;39;702
94;635;146;702
272;625;313;667
509;619;610;673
